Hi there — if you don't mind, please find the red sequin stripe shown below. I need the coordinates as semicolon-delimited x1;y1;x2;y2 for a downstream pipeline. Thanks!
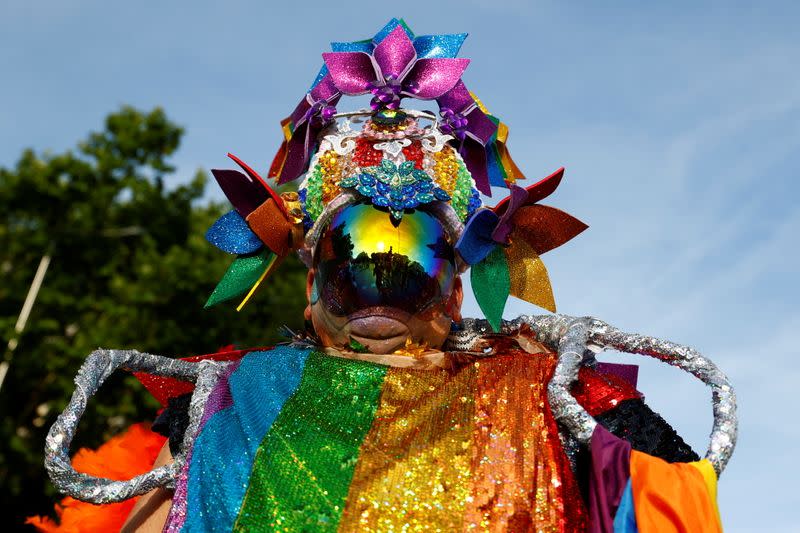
571;366;642;416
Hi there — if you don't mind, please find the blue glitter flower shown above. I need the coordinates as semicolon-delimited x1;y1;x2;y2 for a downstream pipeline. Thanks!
340;159;451;221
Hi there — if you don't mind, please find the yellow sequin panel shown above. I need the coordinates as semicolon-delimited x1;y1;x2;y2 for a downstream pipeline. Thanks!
465;353;572;532
318;150;343;203
506;237;556;312
433;146;460;194
338;364;477;532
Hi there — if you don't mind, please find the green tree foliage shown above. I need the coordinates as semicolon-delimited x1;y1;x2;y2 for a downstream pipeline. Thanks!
0;107;307;529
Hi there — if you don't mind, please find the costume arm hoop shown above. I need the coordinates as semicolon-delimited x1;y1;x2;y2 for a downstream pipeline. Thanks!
45;349;227;504
521;315;737;477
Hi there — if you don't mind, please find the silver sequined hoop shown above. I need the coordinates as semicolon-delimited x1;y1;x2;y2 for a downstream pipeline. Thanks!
45;349;227;504
528;315;736;476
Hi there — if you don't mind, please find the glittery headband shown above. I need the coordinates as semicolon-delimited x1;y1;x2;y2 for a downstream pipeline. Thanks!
203;18;589;330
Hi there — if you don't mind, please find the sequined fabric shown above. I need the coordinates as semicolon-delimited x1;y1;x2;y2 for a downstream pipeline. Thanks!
233;352;387;531
464;350;587;532
505;236;555;312
571;366;641;417
169;345;639;532
181;347;311;533
164;361;240;533
595;399;699;463
337;362;477;532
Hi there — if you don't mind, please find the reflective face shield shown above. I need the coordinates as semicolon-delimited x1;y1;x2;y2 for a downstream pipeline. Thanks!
314;204;457;317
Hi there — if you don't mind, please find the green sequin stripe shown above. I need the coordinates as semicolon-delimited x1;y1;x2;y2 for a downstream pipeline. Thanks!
233;351;388;532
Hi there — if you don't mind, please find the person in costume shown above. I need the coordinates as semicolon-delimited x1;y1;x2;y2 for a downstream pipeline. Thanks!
40;19;737;533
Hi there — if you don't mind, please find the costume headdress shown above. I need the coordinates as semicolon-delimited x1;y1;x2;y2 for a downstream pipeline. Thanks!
204;18;588;330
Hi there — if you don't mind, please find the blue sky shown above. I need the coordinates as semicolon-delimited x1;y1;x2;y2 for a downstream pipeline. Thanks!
3;1;798;530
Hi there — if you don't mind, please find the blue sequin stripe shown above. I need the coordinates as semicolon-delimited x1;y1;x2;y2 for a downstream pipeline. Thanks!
181;346;312;532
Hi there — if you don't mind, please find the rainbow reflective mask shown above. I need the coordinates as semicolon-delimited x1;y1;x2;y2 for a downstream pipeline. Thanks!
314;204;457;316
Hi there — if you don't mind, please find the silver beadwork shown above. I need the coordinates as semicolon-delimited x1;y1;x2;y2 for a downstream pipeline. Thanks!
44;349;226;504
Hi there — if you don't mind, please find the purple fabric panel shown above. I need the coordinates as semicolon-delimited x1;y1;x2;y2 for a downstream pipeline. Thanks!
461;138;491;196
589;425;632;533
163;361;240;533
596;362;639;389
463;105;497;143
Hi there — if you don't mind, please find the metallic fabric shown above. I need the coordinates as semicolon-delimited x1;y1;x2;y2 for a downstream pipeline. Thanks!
586;319;737;476
245;198;295;256
465;351;588;532
203;249;274;308
205;210;263;255
322;26;469;101
233;352;387;532
512;204;589;256
471;245;510;331
165;361;240;532
182;347;310;533
413;33;467;60
338;364;477;532
571;366;641;417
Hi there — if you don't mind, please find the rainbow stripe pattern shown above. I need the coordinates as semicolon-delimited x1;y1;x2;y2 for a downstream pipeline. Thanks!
166;345;589;532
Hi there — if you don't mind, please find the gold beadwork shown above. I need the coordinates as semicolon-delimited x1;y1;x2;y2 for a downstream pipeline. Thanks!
432;146;459;194
318;150;342;203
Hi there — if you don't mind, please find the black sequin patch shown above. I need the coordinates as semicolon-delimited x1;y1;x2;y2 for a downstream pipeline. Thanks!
595;398;700;462
152;392;192;456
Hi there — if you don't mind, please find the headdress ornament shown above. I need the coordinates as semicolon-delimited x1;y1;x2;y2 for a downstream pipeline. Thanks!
203;18;588;330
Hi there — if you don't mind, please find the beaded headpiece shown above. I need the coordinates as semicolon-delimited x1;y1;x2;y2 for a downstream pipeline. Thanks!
204;18;588;330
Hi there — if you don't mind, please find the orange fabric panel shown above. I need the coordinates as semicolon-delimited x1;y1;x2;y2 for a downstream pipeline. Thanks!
630;451;722;533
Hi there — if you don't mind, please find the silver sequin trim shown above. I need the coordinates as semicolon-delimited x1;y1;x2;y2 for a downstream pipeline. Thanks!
45;349;227;503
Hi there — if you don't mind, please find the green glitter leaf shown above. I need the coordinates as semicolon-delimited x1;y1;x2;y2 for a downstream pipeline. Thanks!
204;249;274;308
471;245;510;332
